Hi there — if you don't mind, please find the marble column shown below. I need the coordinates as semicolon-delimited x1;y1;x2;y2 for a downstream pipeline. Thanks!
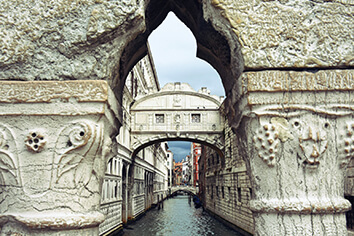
231;70;353;235
0;80;121;235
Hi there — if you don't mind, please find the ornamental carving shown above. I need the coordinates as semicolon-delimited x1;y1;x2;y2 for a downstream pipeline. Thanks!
339;121;354;168
25;132;46;153
253;123;280;167
0;125;20;186
53;121;102;188
0;81;108;103
297;126;328;168
173;95;182;107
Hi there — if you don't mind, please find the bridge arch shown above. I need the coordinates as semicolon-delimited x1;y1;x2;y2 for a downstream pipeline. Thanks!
130;83;225;158
170;187;197;197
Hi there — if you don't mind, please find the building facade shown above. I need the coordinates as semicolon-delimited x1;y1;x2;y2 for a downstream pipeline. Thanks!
99;47;170;235
191;143;201;187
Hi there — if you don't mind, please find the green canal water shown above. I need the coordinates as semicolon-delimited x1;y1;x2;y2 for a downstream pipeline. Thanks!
122;195;243;236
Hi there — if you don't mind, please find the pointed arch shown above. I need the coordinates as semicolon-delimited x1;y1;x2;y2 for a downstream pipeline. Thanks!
117;0;244;103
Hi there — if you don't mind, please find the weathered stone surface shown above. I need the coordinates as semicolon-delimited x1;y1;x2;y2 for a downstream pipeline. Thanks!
0;80;119;235
1;0;351;98
232;69;354;235
0;0;144;82
208;0;354;69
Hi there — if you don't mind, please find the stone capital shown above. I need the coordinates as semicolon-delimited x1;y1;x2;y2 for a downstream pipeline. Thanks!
231;69;354;235
0;80;120;235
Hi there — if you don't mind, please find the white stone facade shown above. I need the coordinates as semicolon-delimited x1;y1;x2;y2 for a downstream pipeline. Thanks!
98;50;169;235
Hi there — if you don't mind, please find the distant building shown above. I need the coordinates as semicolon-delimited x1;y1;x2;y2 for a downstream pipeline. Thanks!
191;143;201;187
174;161;183;185
166;150;174;188
182;157;191;185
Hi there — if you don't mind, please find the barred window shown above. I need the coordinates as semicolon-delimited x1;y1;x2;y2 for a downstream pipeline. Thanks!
191;114;201;123
155;114;164;123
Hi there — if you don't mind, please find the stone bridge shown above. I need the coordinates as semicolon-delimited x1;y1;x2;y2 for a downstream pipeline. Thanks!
170;186;197;196
130;83;225;157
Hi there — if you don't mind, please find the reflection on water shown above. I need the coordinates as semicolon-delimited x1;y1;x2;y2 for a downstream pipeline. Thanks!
122;195;242;236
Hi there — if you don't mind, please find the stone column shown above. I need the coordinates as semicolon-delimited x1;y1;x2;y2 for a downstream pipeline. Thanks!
231;70;353;235
0;80;121;235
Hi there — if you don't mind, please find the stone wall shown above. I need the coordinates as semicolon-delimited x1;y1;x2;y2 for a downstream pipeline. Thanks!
199;118;254;235
99;201;122;235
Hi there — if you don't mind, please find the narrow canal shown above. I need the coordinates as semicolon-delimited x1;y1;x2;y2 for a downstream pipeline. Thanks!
122;195;243;236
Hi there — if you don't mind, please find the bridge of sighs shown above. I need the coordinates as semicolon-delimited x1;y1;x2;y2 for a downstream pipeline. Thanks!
130;83;225;157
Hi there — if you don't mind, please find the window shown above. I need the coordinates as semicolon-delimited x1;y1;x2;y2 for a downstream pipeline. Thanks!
238;187;241;202
191;114;201;123
155;114;164;123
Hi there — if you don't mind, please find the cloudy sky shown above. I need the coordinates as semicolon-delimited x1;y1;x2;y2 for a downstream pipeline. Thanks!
148;12;224;97
148;13;224;162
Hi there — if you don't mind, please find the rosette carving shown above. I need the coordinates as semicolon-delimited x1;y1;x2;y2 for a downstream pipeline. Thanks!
53;121;101;187
25;132;46;152
0;125;20;186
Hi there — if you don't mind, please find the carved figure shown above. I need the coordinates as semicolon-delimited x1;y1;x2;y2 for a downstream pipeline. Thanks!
298;126;328;167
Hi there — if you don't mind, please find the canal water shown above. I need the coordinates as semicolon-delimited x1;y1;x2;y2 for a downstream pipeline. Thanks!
122;195;243;236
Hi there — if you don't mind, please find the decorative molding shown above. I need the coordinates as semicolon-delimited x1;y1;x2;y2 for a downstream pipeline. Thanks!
243;104;354;119
250;197;351;214
243;70;353;93
0;211;104;229
0;80;108;103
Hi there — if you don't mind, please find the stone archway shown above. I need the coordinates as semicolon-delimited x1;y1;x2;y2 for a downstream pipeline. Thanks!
0;0;353;235
118;0;243;102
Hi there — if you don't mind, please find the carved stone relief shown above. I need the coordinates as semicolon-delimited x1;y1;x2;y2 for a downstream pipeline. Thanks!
253;123;279;167
173;95;182;107
339;121;354;168
25;132;46;153
0;124;20;187
253;116;332;168
298;126;328;167
53;121;102;189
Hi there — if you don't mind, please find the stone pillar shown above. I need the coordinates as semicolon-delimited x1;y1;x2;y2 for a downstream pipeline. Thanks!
0;81;121;235
232;70;353;235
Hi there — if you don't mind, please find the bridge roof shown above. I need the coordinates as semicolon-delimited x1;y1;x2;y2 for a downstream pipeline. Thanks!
131;83;223;111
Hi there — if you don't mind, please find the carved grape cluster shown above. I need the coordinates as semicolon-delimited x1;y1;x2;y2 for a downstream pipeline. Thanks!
25;132;46;152
253;124;280;167
340;122;354;168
